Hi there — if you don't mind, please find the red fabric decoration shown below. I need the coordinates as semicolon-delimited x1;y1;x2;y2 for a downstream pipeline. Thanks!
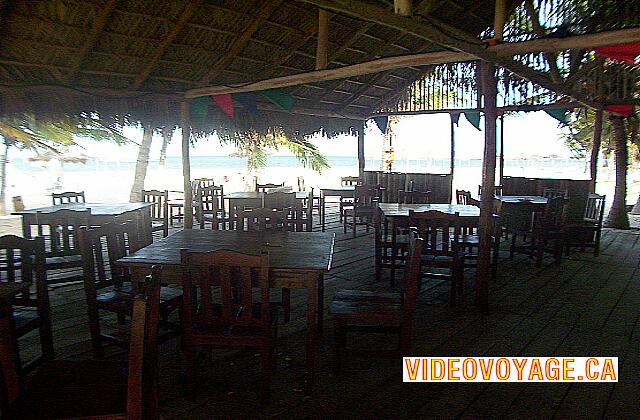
606;105;633;117
212;94;234;118
594;42;640;65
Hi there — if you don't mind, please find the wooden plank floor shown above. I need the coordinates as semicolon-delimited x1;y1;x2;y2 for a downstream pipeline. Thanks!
15;203;640;419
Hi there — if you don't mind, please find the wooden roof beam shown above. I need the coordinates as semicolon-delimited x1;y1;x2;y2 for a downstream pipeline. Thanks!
184;26;640;98
130;0;204;90
295;0;601;108
65;0;117;84
199;0;284;85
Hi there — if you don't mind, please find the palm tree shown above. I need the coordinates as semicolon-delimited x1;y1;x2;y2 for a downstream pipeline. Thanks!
606;113;639;229
0;114;129;214
129;123;154;202
217;129;329;190
158;126;175;168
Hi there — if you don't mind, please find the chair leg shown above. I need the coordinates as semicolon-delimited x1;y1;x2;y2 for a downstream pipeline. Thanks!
333;319;346;376
184;346;197;399
86;303;103;357
535;239;544;267
260;347;271;404
510;233;517;260
281;288;291;323
352;215;357;238
343;212;348;234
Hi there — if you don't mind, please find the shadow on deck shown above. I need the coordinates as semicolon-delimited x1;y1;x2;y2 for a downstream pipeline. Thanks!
16;203;640;419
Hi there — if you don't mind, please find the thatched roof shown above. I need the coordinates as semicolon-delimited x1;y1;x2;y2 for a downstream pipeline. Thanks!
0;0;637;135
0;0;516;134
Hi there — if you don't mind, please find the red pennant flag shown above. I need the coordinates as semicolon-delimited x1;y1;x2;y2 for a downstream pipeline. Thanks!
606;105;633;117
594;42;640;65
212;94;234;118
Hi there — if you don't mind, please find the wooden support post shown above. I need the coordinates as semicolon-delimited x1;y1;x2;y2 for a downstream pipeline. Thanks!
358;121;366;182
476;60;497;312
494;0;506;41
180;101;193;229
394;0;412;16
316;9;329;70
450;115;456;202
499;114;505;185
590;109;603;192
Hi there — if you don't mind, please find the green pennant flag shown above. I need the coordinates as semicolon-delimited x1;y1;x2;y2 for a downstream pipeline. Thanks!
261;88;293;113
190;96;210;125
544;108;568;124
464;112;481;131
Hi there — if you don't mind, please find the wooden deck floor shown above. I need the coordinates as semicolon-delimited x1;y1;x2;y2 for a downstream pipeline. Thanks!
16;203;640;419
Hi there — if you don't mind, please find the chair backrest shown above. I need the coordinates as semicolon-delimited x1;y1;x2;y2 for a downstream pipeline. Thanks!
0;235;47;307
51;191;85;205
297;176;305;192
409;210;460;256
340;176;359;186
402;231;424;325
180;249;271;338
584;193;606;225
353;184;380;208
35;209;90;257
237;208;289;231
478;185;503;198
193;178;215;191
197;185;224;228
540;196;569;228
142;190;168;223
126;266;161;420
78;224;122;298
400;190;431;204
263;191;295;210
456;190;471;205
113;214;147;253
541;187;568;199
256;182;284;193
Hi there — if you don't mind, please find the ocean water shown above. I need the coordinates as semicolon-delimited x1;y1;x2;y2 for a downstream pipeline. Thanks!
4;155;637;210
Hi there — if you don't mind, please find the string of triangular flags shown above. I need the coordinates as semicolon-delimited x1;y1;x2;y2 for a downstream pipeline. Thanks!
190;88;294;125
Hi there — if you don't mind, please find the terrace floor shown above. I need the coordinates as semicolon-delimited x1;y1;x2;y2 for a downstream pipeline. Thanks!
16;203;640;419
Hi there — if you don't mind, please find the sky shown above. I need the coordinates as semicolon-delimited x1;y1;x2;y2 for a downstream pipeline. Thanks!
13;110;573;162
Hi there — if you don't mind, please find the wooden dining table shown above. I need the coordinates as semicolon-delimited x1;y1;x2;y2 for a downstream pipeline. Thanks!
14;202;153;240
319;186;355;231
495;195;548;205
116;229;335;394
377;203;481;282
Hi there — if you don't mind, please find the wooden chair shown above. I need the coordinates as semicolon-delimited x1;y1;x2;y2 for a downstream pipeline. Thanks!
0;267;162;420
34;208;90;284
331;231;424;372
507;197;568;267
542;187;569;199
454;215;501;279
196;185;225;230
339;176;359;220
263;191;295;210
234;208;291;323
478;185;503;199
256;182;284;193
565;193;606;256
142;190;169;237
343;184;380;238
0;235;53;373
180;249;277;402
456;189;480;206
78;222;181;356
399;180;430;204
237;208;290;232
193;177;215;191
374;206;410;287
51;191;85;205
409;210;465;306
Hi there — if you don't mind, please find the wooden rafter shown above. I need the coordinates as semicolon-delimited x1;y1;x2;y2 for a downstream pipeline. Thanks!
199;0;284;85
130;0;204;90
184;25;640;99
65;0;118;84
295;0;601;108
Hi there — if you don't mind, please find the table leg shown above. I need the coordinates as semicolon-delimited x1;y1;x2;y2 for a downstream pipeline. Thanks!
390;217;397;287
321;195;326;232
305;273;318;395
317;274;324;333
0;301;21;402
